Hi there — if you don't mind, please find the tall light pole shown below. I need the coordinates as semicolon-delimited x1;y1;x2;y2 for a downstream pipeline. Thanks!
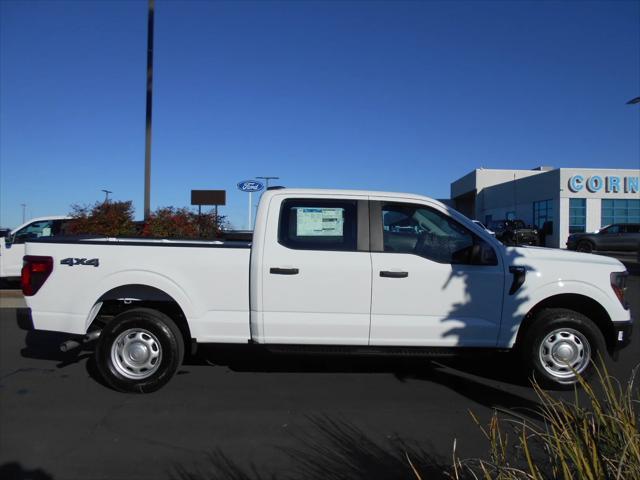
626;97;640;105
143;0;155;220
102;189;112;203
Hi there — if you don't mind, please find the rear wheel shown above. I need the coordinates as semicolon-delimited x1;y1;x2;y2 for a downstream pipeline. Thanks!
96;308;184;393
520;308;605;389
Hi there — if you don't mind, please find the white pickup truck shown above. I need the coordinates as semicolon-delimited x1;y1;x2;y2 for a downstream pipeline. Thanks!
0;216;70;280
19;189;632;392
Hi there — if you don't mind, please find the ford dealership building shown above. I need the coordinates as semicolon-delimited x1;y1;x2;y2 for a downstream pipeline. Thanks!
450;167;640;248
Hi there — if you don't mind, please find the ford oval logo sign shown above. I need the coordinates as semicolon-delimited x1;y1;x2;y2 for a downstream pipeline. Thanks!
237;180;264;193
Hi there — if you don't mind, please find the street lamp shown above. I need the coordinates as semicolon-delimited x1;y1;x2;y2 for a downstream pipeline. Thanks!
255;176;280;222
256;176;280;190
626;97;640;105
102;189;112;203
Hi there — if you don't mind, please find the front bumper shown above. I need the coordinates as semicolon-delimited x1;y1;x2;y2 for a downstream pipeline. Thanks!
611;319;633;358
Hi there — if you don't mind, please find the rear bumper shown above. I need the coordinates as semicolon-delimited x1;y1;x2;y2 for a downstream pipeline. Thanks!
16;309;86;334
17;308;34;331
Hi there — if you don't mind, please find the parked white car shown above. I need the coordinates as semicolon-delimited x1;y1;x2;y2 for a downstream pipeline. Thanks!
0;216;70;280
19;189;632;392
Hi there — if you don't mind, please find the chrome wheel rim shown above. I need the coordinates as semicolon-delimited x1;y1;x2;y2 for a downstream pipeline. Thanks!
111;328;162;380
539;328;590;382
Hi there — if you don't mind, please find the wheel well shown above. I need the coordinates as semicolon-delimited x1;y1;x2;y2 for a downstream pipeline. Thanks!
89;284;193;355
515;294;615;354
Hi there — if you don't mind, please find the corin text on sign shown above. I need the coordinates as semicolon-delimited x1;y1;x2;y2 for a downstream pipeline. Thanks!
568;175;639;194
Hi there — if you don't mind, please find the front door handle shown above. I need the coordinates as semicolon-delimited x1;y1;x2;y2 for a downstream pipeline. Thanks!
380;270;408;278
270;267;299;275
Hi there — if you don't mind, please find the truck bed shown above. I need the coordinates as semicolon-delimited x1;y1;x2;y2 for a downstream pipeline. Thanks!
24;236;252;343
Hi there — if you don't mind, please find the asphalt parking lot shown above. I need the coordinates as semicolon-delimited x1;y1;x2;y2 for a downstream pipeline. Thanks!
1;269;638;480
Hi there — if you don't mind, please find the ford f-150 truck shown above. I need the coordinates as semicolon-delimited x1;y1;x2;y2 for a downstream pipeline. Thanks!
20;189;632;393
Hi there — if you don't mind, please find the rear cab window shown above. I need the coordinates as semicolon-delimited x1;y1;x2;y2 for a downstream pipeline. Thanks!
278;199;358;251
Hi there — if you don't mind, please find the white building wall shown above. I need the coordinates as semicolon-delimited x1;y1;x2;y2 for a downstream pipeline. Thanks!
451;166;639;250
559;168;639;245
585;198;602;233
559;197;570;248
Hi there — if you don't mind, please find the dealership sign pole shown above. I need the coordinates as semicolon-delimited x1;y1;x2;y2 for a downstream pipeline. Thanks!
237;180;264;229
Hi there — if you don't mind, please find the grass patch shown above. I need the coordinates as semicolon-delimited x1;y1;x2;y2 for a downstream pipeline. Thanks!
435;363;640;480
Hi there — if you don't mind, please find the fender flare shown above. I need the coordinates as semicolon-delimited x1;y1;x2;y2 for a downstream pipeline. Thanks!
83;270;195;330
500;279;616;348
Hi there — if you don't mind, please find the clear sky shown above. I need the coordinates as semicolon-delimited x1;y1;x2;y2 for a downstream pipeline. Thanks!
1;0;638;230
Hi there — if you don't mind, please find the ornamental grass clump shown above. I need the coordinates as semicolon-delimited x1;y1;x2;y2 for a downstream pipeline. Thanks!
441;363;639;480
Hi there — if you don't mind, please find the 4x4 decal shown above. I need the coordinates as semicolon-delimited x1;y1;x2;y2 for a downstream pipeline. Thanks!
60;258;99;267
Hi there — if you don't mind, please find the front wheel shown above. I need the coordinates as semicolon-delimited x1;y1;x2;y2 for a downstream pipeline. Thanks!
520;308;606;389
95;308;184;393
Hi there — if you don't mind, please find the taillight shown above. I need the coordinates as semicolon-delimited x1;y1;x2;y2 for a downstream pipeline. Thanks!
21;255;53;296
610;271;628;308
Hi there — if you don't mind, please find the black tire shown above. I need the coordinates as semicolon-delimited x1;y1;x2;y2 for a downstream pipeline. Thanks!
95;308;184;393
576;240;594;253
520;308;606;389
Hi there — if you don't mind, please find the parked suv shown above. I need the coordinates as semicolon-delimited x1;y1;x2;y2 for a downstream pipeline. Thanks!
567;223;640;253
489;219;539;246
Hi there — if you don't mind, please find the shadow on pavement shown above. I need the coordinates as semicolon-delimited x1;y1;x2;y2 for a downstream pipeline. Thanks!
171;415;452;480
20;330;87;367
196;345;541;421
0;462;54;480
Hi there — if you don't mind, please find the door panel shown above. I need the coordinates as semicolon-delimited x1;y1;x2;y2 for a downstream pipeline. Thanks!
370;253;504;346
262;247;372;344
369;201;504;347
0;242;25;278
261;197;372;345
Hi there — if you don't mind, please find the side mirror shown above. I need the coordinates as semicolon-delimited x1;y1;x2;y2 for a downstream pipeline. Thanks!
4;235;13;248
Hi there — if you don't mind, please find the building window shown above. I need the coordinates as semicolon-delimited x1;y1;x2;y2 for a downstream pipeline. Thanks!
601;199;640;227
569;199;586;233
533;200;553;228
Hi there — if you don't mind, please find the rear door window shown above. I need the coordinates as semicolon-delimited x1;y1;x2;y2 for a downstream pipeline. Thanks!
13;220;55;243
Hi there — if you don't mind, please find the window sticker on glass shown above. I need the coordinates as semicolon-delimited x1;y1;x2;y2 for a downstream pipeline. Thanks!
296;207;345;236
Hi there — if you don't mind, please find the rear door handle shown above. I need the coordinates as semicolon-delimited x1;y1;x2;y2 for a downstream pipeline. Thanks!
380;271;408;278
270;267;299;275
